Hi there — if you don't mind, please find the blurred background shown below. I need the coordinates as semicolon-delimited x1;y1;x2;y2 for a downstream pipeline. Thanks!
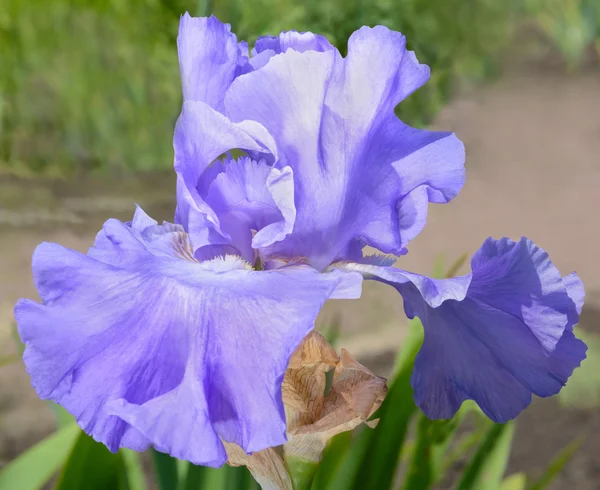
1;0;599;488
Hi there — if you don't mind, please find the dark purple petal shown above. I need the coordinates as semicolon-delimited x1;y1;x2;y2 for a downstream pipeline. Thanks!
343;237;586;422
15;213;362;465
225;26;464;269
178;14;248;110
563;272;584;316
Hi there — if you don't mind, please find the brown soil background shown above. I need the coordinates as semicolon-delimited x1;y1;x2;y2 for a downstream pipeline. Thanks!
1;57;599;487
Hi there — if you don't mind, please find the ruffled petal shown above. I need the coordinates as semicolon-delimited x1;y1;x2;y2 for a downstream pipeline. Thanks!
89;210;196;268
225;26;464;269
200;157;296;262
247;30;334;73
173;100;277;251
178;14;248;110
342;237;586;422
254;31;335;55
563;272;585;316
15;214;363;465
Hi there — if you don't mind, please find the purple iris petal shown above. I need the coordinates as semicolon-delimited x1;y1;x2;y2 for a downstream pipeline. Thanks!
178;13;248;109
344;237;586;422
175;18;463;268
247;31;334;72
173;100;277;252
563;271;585;315
175;15;284;252
15;210;362;465
198;156;296;262
244;30;334;71
224;26;465;269
254;30;334;56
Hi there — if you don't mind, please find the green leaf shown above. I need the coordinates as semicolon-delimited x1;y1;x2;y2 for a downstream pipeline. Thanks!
501;473;527;490
559;329;600;409
54;430;129;490
122;450;148;490
527;438;582;490
0;423;80;490
348;324;423;490
324;428;372;490
285;456;319;490
430;404;474;483
312;432;352;490
400;415;437;490
470;421;514;489
434;414;489;484
402;407;470;490
180;463;208;490
225;465;259;490
454;422;514;490
199;466;228;490
176;459;188;483
180;463;258;490
151;449;179;490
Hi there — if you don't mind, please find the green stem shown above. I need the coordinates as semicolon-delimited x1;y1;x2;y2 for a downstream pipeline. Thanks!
285;456;319;490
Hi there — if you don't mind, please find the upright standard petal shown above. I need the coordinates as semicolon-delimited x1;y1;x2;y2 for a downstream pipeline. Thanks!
178;13;248;110
173;100;277;251
176;15;284;252
248;30;335;72
254;31;334;55
342;237;586;422
199;157;296;262
226;26;465;269
15;212;363;465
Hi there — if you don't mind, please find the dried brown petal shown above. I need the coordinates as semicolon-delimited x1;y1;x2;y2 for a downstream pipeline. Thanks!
328;349;387;421
224;442;292;490
282;331;339;431
284;348;387;462
225;333;387;488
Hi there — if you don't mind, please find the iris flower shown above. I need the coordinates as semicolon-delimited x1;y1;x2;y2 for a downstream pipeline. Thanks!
15;14;586;466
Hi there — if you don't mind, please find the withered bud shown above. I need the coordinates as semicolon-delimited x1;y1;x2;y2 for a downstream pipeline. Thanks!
225;331;387;490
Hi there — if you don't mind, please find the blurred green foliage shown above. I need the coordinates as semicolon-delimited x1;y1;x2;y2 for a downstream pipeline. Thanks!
0;0;182;175
1;0;598;176
0;0;520;176
525;0;600;69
